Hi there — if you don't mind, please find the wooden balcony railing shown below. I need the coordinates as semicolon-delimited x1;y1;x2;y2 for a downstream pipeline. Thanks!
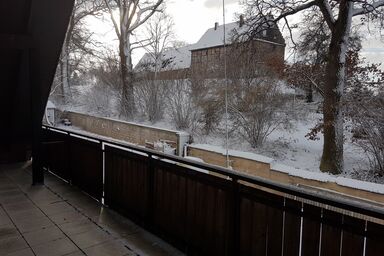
41;125;384;256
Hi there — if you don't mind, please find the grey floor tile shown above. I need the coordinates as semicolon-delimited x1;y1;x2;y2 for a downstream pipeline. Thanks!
23;225;65;246
6;248;35;256
0;212;13;226
83;239;136;256
3;202;36;214
59;220;97;236
0;194;30;206
32;237;78;256
15;216;54;234
10;208;46;223
50;209;87;225
0;224;19;240
70;229;113;249
39;201;73;216
62;250;85;256
0;235;29;255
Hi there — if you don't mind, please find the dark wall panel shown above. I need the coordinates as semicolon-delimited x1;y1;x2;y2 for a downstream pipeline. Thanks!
104;146;149;220
366;222;384;256
70;136;102;200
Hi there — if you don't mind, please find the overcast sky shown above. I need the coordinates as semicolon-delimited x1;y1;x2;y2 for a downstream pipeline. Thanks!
88;0;383;65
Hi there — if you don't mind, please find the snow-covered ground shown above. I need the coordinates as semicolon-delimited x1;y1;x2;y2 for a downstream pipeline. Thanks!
50;88;379;184
191;104;372;181
135;101;374;182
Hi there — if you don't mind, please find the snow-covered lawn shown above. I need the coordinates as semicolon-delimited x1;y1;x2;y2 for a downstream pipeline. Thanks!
138;101;374;182
52;90;378;183
191;107;372;181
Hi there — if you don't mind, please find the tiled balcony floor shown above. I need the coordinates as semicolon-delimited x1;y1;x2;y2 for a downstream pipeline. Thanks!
0;163;183;256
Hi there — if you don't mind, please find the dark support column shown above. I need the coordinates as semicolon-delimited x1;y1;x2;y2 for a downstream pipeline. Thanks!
32;126;44;185
27;0;76;184
29;49;44;185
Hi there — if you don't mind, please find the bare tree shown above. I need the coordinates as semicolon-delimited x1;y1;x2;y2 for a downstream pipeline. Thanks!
166;77;200;132
240;0;384;174
228;55;292;147
191;78;223;134
344;54;384;177
141;12;175;71
135;76;169;123
134;12;174;122
53;0;105;103
104;0;164;119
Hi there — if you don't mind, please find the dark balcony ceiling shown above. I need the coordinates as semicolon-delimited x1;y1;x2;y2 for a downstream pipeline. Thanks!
0;0;75;163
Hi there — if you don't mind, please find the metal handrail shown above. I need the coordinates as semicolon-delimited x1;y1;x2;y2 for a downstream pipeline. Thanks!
42;125;384;220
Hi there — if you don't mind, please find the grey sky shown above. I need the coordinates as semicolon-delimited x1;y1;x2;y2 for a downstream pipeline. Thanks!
204;0;239;8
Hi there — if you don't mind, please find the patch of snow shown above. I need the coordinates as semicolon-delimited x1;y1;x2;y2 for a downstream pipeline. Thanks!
190;21;284;51
271;163;337;183
191;144;274;164
46;100;55;109
335;177;384;195
135;44;194;71
184;156;205;163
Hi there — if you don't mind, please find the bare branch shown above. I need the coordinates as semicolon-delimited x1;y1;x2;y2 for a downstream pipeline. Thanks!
274;1;317;22
317;0;336;28
104;0;121;38
353;0;384;16
129;0;164;31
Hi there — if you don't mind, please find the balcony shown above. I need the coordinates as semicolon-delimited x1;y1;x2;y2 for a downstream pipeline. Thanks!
2;125;377;256
0;162;183;256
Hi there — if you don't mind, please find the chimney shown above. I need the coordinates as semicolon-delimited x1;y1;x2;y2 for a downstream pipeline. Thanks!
214;22;219;30
239;15;244;27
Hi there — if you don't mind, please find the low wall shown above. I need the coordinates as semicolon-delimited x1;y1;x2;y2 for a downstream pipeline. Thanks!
62;111;189;155
188;144;384;205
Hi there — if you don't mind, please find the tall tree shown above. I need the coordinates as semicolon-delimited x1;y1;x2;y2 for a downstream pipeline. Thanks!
135;12;175;122
104;0;164;119
240;0;384;174
54;0;105;103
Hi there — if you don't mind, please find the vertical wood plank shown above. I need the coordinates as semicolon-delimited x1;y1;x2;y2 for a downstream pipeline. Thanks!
341;215;365;256
301;204;321;256
320;209;342;256
283;199;301;256
366;221;384;256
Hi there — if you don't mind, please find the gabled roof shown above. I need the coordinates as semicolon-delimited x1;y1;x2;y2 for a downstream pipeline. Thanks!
190;22;246;51
190;19;285;51
135;44;194;71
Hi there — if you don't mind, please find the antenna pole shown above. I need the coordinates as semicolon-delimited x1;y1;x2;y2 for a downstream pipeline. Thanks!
222;0;230;169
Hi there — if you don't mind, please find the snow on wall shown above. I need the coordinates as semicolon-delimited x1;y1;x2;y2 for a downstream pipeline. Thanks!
191;144;384;195
271;164;384;195
271;163;337;183
191;143;274;164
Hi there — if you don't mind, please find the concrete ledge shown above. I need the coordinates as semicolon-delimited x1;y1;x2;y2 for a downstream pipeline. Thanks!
188;144;384;205
60;111;189;155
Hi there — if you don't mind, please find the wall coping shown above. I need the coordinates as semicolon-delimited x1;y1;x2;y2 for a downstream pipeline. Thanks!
65;111;188;136
189;144;384;197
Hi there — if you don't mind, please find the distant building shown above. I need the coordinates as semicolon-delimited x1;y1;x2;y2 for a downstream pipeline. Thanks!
135;16;285;80
135;45;193;80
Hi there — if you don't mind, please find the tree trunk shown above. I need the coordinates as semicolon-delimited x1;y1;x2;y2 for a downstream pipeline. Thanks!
306;84;313;103
320;1;353;174
60;14;74;104
60;48;70;102
119;34;135;119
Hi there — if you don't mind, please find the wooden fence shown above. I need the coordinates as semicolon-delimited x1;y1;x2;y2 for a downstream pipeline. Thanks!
41;126;384;256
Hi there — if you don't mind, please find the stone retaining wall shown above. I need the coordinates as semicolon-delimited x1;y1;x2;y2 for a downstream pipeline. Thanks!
188;145;384;205
62;111;189;155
